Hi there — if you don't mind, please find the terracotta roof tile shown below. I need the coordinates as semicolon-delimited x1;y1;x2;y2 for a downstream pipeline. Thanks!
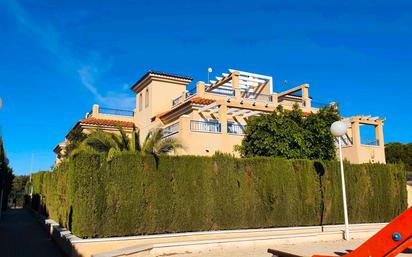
156;97;215;119
189;97;215;105
79;117;135;128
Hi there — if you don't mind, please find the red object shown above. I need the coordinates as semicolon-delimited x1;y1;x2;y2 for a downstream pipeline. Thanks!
269;206;412;257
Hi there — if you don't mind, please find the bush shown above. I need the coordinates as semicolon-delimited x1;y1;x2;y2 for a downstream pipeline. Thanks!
30;153;407;238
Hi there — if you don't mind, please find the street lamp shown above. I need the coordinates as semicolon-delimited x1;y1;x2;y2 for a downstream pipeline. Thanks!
207;67;213;84
330;121;350;240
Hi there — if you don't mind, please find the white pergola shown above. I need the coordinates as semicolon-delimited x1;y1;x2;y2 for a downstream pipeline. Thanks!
198;103;264;118
208;69;273;95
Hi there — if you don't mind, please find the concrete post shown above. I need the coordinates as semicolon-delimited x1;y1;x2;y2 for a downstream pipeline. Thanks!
92;104;99;115
351;121;361;146
219;104;228;134
271;93;278;106
196;82;205;97
232;71;241;99
302;84;311;110
375;121;384;146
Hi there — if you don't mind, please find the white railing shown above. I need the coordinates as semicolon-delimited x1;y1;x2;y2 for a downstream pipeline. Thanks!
227;123;245;135
190;120;221;133
163;122;180;138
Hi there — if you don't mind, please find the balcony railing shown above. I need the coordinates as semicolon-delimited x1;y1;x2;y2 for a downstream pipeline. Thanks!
190;120;221;133
227;123;245;135
172;88;197;107
172;96;183;106
99;107;134;117
206;87;235;96
163;122;179;138
361;138;380;146
245;92;272;102
185;87;196;99
311;101;330;109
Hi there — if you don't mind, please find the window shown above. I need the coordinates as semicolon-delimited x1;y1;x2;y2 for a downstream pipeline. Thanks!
139;93;143;111
145;89;149;108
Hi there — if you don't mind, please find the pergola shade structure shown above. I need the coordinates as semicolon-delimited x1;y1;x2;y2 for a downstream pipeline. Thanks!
198;102;265;118
206;69;273;102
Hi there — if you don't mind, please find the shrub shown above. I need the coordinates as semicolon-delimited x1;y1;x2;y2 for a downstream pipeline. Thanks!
30;153;406;238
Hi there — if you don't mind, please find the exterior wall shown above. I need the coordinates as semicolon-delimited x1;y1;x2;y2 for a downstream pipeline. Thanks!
171;115;244;156
134;79;188;142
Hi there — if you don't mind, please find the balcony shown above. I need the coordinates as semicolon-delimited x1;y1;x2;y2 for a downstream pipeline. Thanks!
227;123;245;135
190;120;221;133
88;106;135;117
311;101;330;109
172;87;197;107
163;122;180;138
361;138;380;146
245;92;272;102
205;87;235;97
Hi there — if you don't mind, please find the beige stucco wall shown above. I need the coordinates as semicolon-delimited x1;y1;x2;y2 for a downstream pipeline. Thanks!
134;79;188;142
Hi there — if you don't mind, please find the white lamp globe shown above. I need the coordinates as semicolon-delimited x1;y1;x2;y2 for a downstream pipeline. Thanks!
208;67;213;73
330;121;347;137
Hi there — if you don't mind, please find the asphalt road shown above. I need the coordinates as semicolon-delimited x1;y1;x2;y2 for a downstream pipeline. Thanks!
0;208;65;257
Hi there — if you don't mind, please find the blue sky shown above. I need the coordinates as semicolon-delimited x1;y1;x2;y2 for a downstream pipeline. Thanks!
1;0;411;175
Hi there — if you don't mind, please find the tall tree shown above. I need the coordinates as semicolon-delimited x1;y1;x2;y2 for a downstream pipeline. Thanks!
237;105;339;160
385;142;412;170
0;136;14;211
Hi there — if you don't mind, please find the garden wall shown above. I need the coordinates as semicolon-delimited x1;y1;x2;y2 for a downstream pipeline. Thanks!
29;153;406;238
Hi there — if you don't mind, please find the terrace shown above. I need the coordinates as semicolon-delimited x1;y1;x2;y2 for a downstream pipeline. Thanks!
170;69;329;112
86;104;135;122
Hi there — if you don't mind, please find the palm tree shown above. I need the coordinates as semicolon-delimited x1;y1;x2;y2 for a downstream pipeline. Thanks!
71;126;181;161
141;127;182;156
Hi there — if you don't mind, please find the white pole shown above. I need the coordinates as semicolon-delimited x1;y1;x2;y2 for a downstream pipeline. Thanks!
338;137;350;240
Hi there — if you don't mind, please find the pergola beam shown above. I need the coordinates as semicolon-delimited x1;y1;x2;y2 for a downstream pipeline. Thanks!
198;102;219;113
277;84;307;98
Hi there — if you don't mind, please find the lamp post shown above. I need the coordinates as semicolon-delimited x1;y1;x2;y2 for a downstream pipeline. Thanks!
207;67;213;84
330;121;350;240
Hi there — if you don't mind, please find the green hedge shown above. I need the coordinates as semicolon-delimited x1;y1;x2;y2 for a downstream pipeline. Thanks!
30;153;407;238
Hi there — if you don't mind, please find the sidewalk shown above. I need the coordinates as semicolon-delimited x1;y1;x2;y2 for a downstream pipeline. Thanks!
0;208;65;257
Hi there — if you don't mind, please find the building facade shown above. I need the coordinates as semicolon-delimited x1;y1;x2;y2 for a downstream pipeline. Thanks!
54;69;386;164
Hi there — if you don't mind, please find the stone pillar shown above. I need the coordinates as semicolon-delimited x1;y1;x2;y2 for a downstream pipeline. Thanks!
219;104;228;134
375;120;384;146
92;104;99;116
232;71;241;99
302;84;311;110
271;93;278;106
196;81;205;97
351;121;361;146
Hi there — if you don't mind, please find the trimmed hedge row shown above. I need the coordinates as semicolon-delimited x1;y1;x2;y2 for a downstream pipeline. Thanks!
30;153;407;238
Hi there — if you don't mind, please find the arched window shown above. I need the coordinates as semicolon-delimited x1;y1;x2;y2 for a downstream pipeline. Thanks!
139;93;143;111
145;89;149;108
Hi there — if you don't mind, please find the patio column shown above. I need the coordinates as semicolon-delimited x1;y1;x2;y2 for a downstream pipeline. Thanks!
271;93;278;106
219;104;228;134
375;120;384;146
196;81;205;97
92;104;100;115
302;84;311;110
232;71;241;99
351;121;361;147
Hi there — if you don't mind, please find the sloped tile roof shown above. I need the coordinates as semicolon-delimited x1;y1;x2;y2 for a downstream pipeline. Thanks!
156;97;215;119
189;97;215;105
131;70;193;91
79;117;135;128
